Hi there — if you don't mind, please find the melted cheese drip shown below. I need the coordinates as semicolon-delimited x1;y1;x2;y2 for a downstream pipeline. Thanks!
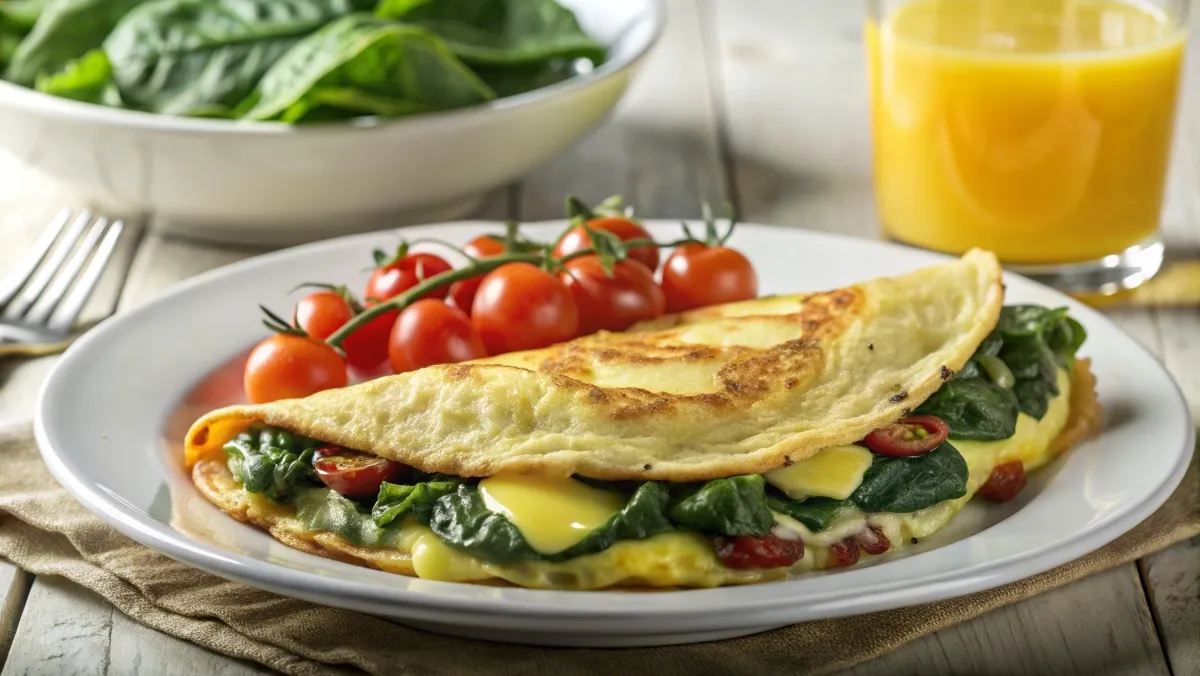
765;445;875;500
477;475;626;554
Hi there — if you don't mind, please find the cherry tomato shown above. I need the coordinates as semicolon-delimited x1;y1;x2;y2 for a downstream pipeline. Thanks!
447;235;507;315
294;292;353;341
862;415;950;457
661;243;758;312
553;217;660;272
388;299;488;373
366;252;453;303
560;256;665;335
342;308;396;372
827;526;891;567
244;334;347;404
977;461;1028;502
471;262;579;354
313;445;407;497
294;291;394;371
827;537;861;568
713;532;805;569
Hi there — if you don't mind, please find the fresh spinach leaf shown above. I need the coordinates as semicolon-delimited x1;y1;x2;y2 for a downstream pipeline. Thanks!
222;424;321;502
372;478;461;527
240;13;493;122
849;442;969;513
471;57;578;97
766;495;849;532
34;48;116;103
295;487;405;547
0;0;52;31
667;475;774;537
102;0;372;116
915;378;1020;441
377;0;606;67
4;0;142;85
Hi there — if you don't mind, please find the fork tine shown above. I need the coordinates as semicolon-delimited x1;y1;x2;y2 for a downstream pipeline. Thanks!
0;208;72;307
2;210;92;320
47;219;123;334
23;217;110;327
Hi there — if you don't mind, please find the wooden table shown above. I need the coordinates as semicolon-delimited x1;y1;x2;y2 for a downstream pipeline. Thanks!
0;1;1196;674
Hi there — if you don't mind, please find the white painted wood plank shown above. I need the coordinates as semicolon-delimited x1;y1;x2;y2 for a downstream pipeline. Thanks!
1;577;112;676
0;562;31;669
1141;537;1200;676
518;0;727;220
107;611;267;676
842;566;1171;676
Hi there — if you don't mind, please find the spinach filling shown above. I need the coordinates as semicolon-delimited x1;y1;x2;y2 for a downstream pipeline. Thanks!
221;303;1086;567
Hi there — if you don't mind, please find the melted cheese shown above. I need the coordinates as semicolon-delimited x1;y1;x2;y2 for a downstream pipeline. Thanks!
765;444;874;500
477;475;625;554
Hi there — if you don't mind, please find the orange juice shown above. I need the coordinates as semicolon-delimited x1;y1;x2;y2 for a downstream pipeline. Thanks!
867;0;1186;263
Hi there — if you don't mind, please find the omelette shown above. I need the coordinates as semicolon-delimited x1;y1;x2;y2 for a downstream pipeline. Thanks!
184;249;1103;589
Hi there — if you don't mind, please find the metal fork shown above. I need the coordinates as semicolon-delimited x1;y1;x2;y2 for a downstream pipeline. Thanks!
0;208;124;357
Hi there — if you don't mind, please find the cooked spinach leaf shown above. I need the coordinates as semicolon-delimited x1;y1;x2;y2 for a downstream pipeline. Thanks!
222;424;321;502
377;0;605;67
849;442;969;513
4;0;142;85
667;475;774;537
372;478;461;527
996;305;1069;337
34;47;116;103
766;495;849;532
103;0;373;116
928;305;1085;428
295;487;405;547
240;13;493;122
425;481;672;564
915;378;1020;440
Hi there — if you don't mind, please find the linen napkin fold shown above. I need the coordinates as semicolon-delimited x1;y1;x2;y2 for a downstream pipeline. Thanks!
1;421;1196;676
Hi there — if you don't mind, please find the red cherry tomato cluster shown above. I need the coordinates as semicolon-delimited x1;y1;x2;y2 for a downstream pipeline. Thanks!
241;199;760;405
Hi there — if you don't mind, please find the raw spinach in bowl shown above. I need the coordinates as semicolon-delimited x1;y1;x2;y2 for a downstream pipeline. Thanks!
0;0;607;123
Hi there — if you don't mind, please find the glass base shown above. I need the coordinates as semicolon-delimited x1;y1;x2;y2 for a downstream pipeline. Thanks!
1004;235;1164;296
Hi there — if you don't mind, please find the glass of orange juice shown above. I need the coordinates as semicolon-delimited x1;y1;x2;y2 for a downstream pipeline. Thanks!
866;0;1189;294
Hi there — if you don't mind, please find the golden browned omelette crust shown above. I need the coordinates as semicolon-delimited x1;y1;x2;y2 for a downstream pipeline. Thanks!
192;359;1103;582
186;250;1004;481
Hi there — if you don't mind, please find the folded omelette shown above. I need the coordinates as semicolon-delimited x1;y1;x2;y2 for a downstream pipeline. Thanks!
184;249;1103;589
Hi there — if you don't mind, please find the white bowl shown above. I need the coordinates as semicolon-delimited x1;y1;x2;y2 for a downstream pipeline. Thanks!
0;0;664;246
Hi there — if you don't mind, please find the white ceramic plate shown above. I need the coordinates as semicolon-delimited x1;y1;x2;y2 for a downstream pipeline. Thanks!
35;222;1195;647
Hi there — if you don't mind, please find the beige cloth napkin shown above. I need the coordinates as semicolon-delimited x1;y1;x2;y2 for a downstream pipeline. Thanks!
1;422;1196;676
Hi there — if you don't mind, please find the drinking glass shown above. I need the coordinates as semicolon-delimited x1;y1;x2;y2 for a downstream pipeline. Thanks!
866;0;1190;294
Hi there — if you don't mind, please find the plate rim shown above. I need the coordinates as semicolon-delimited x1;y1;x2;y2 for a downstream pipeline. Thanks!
33;220;1198;624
